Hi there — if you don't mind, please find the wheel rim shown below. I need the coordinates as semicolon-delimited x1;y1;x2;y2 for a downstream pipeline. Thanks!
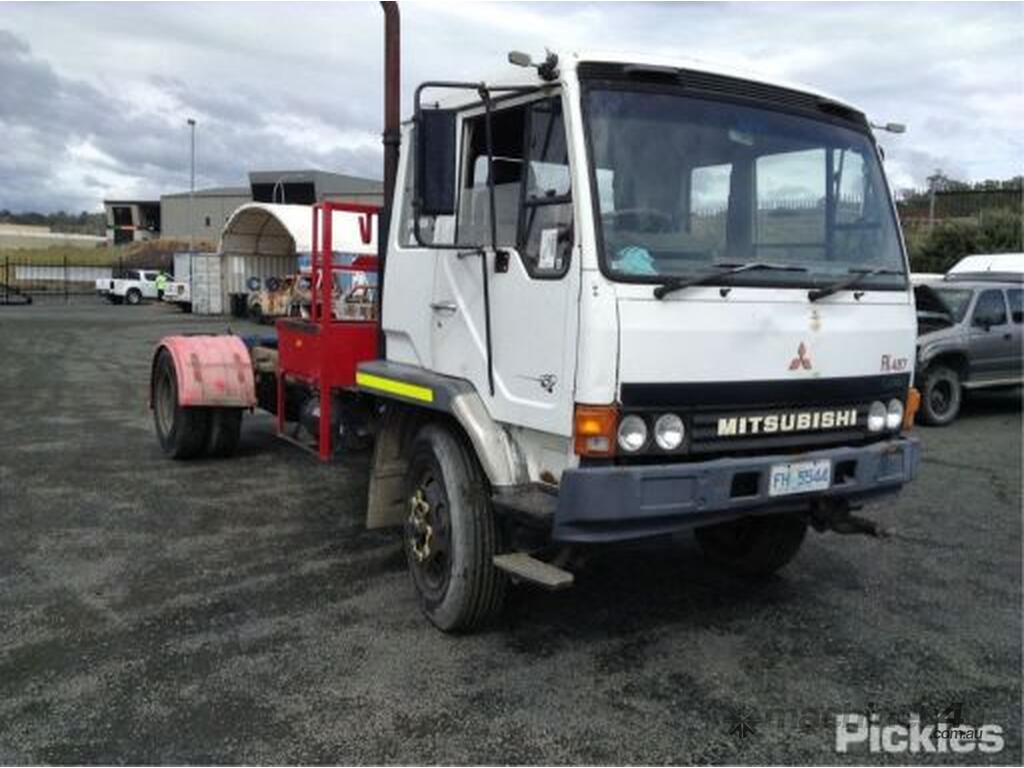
406;470;451;601
155;366;175;437
930;379;953;415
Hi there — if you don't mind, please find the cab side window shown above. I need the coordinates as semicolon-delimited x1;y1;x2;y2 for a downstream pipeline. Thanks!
1007;289;1022;324
519;98;573;277
972;289;1008;328
459;97;573;277
458;106;526;247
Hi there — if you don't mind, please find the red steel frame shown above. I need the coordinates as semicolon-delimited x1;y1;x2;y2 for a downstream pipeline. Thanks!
275;201;380;460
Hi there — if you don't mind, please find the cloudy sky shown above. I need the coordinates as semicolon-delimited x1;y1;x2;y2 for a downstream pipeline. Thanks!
1;0;1021;213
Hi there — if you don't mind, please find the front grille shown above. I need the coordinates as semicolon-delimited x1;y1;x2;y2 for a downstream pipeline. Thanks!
620;374;909;458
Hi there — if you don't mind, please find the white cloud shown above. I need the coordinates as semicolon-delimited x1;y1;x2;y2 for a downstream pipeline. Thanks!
0;1;1020;212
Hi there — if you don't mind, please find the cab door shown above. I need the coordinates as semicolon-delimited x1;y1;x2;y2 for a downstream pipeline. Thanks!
968;289;1014;381
430;96;577;436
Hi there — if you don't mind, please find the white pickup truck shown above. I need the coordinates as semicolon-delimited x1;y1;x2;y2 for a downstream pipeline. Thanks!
96;269;168;305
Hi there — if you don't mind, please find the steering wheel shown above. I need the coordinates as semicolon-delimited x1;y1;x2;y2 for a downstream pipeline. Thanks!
604;207;674;233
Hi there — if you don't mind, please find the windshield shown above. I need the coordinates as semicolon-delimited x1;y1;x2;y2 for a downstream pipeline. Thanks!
584;87;906;287
932;287;973;322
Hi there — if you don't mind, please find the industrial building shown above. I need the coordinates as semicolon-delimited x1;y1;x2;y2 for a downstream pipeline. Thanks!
159;186;251;243
157;170;382;244
248;170;383;207
102;200;161;245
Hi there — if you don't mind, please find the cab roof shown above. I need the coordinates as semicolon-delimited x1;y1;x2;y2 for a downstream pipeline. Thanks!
567;49;859;112
420;48;863;121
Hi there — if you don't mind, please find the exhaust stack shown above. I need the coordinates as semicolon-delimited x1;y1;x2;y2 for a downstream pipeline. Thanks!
378;1;400;357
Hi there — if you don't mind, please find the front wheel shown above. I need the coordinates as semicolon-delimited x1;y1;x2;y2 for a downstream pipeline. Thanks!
403;424;507;632
152;349;210;459
126;289;142;305
918;364;962;426
695;513;807;578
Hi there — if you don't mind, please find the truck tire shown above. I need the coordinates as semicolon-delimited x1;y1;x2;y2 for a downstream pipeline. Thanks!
918;364;962;426
695;512;807;578
206;408;243;458
126;288;142;305
403;424;507;632
152;348;210;459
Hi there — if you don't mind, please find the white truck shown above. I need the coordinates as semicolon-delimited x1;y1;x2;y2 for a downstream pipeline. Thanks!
149;29;922;633
162;252;203;312
98;269;167;305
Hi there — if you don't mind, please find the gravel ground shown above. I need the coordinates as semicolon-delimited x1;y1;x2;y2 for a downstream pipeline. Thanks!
0;300;1020;765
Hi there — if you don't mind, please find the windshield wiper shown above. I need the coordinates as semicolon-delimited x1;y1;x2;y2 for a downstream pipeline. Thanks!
653;262;808;300
807;267;903;302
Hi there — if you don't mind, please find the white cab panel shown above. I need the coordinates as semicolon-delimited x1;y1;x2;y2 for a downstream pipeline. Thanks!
616;287;916;385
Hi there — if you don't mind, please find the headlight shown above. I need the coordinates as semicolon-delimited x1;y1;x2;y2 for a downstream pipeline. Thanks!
617;415;648;452
867;401;886;432
886;398;904;430
654;413;685;451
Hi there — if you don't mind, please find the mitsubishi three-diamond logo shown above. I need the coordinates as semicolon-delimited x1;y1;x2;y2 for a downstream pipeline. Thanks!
789;342;812;371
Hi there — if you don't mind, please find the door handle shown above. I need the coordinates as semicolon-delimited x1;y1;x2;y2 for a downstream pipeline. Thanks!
429;301;457;314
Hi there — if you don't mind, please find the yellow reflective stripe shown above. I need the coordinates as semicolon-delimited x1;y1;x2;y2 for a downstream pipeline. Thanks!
356;372;434;403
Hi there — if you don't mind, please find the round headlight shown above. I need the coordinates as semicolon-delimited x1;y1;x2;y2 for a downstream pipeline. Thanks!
654;413;685;451
617;415;648;452
867;401;886;432
886;398;904;430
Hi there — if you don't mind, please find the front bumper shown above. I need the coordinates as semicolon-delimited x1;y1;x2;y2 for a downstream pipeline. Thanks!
553;437;920;543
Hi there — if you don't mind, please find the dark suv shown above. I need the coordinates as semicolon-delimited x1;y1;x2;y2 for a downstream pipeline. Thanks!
915;275;1023;425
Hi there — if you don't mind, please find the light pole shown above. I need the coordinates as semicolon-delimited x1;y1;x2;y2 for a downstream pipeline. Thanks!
187;118;196;252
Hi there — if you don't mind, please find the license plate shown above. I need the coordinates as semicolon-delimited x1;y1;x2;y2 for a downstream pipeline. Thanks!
768;459;831;497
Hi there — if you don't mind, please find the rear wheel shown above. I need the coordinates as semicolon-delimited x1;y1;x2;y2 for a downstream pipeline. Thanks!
695;513;807;577
153;349;210;459
126;288;142;305
918;364;962;426
206;408;243;458
403;424;507;632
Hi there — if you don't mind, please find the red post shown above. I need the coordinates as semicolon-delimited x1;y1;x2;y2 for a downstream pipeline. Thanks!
317;206;333;459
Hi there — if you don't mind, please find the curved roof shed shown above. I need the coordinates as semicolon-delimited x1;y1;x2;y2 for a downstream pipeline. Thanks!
220;202;378;257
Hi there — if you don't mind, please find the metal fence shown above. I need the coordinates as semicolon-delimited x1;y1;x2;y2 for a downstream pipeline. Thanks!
897;187;1023;231
1;256;131;302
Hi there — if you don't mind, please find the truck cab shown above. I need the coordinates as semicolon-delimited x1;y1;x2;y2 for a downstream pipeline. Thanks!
357;50;921;630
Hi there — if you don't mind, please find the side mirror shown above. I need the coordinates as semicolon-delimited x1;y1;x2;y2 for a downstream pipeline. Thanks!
415;108;457;217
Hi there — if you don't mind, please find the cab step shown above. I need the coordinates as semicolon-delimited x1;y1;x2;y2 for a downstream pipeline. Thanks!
493;552;574;591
